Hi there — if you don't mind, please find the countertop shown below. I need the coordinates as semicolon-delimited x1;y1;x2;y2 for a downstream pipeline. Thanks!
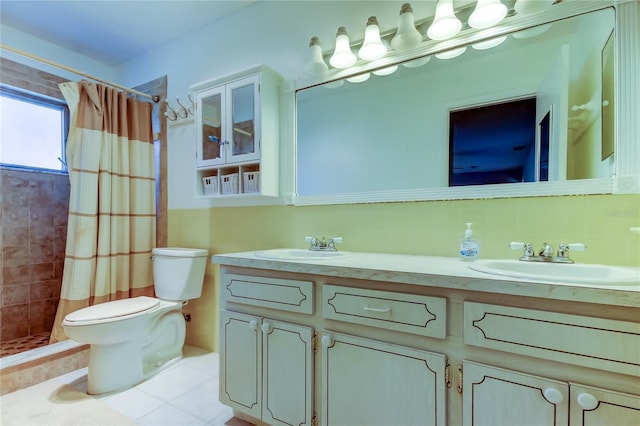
212;250;640;308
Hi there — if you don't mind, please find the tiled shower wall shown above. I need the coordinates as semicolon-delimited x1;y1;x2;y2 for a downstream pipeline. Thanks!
0;168;69;342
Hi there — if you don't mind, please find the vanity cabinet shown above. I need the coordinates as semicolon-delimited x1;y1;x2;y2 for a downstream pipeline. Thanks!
321;331;447;426
220;311;314;426
192;66;280;197
463;361;569;424
214;256;639;426
219;274;315;426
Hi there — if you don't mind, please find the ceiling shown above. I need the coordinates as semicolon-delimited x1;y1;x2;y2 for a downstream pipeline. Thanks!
0;0;261;65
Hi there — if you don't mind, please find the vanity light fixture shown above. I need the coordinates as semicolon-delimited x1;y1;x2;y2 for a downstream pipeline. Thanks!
468;0;508;29
435;46;466;59
427;0;462;41
358;16;387;61
471;35;507;50
329;27;357;69
303;37;329;76
391;3;423;51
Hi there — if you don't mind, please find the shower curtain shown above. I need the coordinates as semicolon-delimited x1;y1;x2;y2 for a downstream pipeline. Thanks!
50;81;156;343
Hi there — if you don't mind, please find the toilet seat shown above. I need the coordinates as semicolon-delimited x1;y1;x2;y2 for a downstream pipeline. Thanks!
63;296;160;326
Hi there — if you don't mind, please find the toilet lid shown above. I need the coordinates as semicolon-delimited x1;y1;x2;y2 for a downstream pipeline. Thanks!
64;296;160;323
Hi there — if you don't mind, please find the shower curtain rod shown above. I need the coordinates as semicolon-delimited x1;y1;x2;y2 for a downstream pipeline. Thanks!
1;44;160;103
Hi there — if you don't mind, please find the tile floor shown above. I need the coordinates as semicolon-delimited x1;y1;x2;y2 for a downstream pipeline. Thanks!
2;345;251;426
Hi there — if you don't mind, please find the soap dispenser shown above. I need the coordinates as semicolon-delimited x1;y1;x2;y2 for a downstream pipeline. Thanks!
459;223;480;261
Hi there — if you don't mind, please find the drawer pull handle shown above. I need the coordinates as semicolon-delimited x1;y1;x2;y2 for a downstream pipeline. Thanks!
321;335;333;347
261;322;273;333
249;320;258;331
363;304;391;313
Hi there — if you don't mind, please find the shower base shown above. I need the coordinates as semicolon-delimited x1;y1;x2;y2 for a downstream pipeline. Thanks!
0;332;50;357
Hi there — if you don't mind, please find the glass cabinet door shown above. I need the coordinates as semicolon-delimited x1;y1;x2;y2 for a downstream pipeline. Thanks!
197;86;225;167
226;75;260;163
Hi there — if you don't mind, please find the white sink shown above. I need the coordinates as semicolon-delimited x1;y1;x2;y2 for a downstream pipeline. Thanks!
468;259;640;285
255;248;349;261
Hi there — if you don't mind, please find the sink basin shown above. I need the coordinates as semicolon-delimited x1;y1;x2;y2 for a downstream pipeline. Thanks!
468;259;640;285
255;248;349;261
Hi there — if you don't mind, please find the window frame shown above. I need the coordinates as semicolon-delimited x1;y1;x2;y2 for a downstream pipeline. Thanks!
0;84;70;174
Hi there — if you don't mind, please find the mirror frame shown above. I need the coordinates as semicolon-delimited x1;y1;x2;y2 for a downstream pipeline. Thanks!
292;0;639;206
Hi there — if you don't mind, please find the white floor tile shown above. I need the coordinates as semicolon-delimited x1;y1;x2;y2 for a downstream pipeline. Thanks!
101;386;165;419
170;378;222;421
136;364;211;401
137;404;208;426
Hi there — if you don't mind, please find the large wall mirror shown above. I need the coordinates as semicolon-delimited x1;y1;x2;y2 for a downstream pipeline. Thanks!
294;3;637;205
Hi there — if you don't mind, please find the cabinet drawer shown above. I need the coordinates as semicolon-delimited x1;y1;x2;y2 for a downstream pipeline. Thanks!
464;302;640;376
323;285;446;339
222;274;313;314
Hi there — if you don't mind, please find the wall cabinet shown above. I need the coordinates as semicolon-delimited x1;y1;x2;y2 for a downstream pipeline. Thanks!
192;66;280;198
215;262;639;426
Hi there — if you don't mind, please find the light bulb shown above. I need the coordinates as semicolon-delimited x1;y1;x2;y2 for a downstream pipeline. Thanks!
468;0;508;29
329;27;357;68
347;73;371;83
435;46;466;59
514;0;553;15
391;3;423;51
472;35;507;50
427;0;462;41
358;16;387;61
373;65;398;76
402;56;431;68
303;37;329;76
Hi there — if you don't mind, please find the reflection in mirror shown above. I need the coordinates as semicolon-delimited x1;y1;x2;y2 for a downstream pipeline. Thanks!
296;7;615;199
448;97;538;186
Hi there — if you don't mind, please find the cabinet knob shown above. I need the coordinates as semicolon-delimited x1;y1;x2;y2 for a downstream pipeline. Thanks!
249;320;258;331
261;322;273;333
321;335;333;347
543;387;564;404
576;392;599;410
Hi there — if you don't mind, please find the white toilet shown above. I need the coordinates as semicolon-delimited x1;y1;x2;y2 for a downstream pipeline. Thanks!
62;247;208;394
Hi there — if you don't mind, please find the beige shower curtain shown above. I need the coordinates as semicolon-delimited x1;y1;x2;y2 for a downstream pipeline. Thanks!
50;81;156;343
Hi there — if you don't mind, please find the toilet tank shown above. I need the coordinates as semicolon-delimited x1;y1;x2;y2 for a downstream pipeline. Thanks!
152;248;208;301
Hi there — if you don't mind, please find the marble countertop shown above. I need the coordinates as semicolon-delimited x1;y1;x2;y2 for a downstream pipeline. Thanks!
212;250;640;308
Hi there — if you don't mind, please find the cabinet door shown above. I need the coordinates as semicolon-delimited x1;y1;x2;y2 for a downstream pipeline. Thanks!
225;75;260;164
321;331;446;426
570;383;640;426
196;85;225;167
219;310;262;419
262;320;314;426
463;361;568;426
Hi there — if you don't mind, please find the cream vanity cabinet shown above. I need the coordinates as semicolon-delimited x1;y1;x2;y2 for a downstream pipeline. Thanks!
321;285;448;426
463;302;640;426
214;256;639;426
219;274;315;426
192;66;280;197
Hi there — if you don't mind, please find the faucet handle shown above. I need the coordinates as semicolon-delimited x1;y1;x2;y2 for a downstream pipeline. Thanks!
557;243;586;258
510;242;534;259
331;237;343;244
563;243;586;252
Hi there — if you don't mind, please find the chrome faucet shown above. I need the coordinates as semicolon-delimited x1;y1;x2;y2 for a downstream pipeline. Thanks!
510;242;586;264
304;236;343;252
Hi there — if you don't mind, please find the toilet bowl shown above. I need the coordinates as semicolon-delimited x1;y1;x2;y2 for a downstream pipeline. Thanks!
62;247;208;394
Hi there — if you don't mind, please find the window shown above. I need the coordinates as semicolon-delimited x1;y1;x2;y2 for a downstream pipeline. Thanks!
0;85;69;172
